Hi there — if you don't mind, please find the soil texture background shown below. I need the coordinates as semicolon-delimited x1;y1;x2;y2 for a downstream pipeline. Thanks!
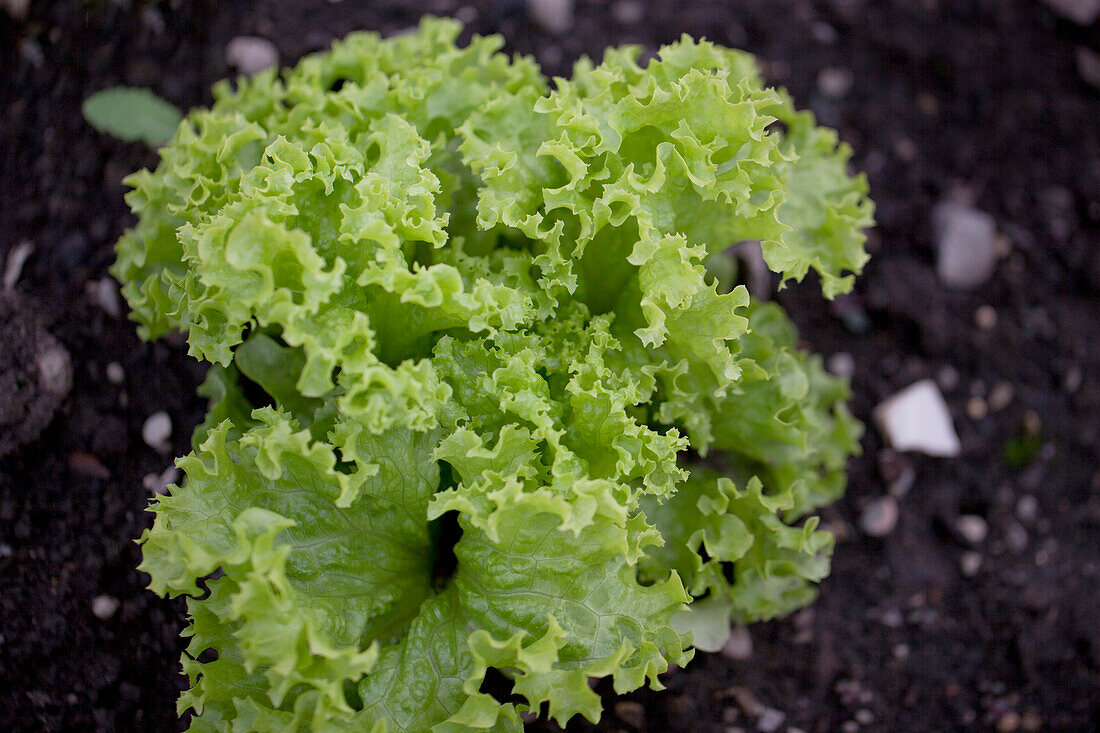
1;1;1097;731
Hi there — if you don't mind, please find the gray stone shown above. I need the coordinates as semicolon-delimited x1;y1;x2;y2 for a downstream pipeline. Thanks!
933;202;997;290
860;496;899;537
226;36;279;75
526;0;573;35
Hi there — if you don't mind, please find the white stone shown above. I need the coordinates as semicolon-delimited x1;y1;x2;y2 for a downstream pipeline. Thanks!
142;411;172;452
874;379;961;457
860;496;899;537
1039;0;1100;24
933;202;997;290
90;277;121;318
956;515;989;544
92;595;119;620
720;625;753;660
526;0;573;35
2;240;33;290
226;36;279;75
757;707;786;733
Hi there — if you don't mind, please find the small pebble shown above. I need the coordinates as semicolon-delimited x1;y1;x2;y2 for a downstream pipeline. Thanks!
1076;47;1100;90
1006;522;1029;553
988;382;1014;412
721;625;753;660
756;708;786;733
226;36;279;75
996;711;1021;733
966;397;988;420
817;67;854;99
611;0;644;24
841;721;860;733
20;37;44;68
933;202;997;290
2;240;33;290
1022;410;1042;435
728;687;763;717
936;365;960;392
893;643;911;660
1064;367;1082;393
959;551;983;577
526;0;574;34
613;700;645;728
105;361;125;385
1038;0;1100;25
827;351;855;378
860;496;899;537
811;21;838;44
90;278;122;318
68;451;110;480
854;709;874;725
1016;495;1038;522
142;411;172;452
956;515;989;544
975;305;997;330
143;466;181;495
92;595;119;620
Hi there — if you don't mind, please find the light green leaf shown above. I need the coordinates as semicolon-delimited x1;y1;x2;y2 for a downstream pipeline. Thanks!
82;86;183;146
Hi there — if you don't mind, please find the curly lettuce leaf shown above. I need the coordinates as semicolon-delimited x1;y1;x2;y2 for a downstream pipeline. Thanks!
117;17;873;732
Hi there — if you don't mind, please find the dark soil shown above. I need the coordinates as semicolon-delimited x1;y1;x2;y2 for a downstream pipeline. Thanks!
1;1;1097;732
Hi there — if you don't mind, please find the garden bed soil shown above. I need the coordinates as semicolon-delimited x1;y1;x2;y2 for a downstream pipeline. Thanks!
1;1;1097;731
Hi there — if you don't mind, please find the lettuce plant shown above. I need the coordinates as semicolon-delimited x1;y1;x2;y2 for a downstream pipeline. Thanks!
113;18;872;732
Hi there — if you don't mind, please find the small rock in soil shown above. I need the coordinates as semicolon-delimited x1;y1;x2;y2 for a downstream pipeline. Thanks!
933;201;997;290
1;0;30;21
613;700;645;728
68;451;111;480
756;707;786;732
956;515;989;544
1076;47;1100;89
2;240;33;290
226;36;279;75
959;551;983;577
611;0;644;24
988;381;1014;411
817;67;854;99
1015;495;1039;522
105;361;125;385
1038;0;1100;24
721;625;753;660
527;0;573;34
827;351;855;378
727;687;763;717
88;278;122;318
1005;522;1029;553
142;410;173;452
974;304;997;330
143;466;181;495
874;379;961;457
860;495;899;537
91;595;119;620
